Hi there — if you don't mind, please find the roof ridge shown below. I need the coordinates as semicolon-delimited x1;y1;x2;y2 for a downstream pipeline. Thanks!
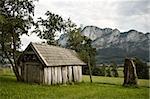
31;42;74;51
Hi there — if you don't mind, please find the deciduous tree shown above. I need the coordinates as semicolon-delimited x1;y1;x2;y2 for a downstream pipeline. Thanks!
33;11;66;45
65;20;96;83
0;0;37;81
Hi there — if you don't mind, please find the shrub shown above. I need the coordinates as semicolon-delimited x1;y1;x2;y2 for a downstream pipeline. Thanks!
82;66;90;75
92;67;103;76
106;66;111;77
134;58;149;79
111;62;119;77
101;64;106;76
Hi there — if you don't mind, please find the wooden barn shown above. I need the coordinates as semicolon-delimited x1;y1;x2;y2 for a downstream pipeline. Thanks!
17;42;86;85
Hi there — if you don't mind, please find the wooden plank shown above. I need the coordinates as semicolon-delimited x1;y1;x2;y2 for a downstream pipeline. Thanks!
33;66;36;82
28;65;32;82
68;66;72;83
62;66;67;84
75;66;78;82
32;65;35;83
44;68;47;84
51;67;54;84
24;65;26;81
35;66;39;83
30;65;32;82
39;66;43;83
76;66;79;82
73;66;78;82
24;62;42;65
54;67;58;84
78;66;82;82
47;67;51;85
26;65;29;82
39;65;44;83
57;67;62;84
51;67;57;84
33;65;36;82
24;51;35;54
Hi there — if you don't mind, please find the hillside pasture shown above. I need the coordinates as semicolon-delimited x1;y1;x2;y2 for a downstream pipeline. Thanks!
0;68;149;99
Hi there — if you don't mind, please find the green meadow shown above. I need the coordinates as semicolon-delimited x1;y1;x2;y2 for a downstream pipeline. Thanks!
0;68;149;99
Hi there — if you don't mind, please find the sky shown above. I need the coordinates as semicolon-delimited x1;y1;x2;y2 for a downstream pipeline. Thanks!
20;0;150;50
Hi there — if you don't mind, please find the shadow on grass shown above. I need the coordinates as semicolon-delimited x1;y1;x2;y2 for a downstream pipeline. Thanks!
96;82;118;86
95;82;150;88
0;75;17;83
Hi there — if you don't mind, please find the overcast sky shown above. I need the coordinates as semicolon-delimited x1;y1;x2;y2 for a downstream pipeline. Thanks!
20;0;150;50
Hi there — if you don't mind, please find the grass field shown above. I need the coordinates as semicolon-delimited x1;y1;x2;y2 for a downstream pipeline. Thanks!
0;68;149;99
117;67;124;77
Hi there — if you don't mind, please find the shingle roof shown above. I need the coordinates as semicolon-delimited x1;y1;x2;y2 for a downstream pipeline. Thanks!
27;43;86;66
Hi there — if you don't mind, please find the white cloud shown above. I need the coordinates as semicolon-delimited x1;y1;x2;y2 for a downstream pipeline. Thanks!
20;0;150;50
20;33;45;50
33;0;149;32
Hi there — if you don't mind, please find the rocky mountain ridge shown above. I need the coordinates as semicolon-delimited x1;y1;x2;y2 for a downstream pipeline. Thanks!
58;26;149;64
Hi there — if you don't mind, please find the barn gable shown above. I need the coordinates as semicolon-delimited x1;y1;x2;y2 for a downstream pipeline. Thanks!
18;43;47;66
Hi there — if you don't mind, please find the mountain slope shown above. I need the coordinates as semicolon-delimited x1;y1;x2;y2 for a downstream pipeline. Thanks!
58;26;149;64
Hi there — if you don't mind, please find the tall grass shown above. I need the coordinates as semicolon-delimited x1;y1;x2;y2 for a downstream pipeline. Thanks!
0;68;149;99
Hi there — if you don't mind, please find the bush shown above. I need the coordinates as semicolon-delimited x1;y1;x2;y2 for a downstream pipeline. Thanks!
82;66;90;75
134;58;149;79
111;62;119;77
92;67;103;76
106;66;112;77
92;64;107;76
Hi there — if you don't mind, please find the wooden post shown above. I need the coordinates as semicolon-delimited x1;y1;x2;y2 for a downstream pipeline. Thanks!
123;58;138;86
47;67;51;85
62;66;67;84
88;55;92;83
57;67;62;84
54;67;58;84
73;66;78;82
68;66;72;83
44;68;48;84
52;67;57;84
78;66;82;82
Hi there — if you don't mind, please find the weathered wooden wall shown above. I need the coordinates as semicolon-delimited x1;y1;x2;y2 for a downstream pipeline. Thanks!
44;66;82;85
22;62;44;83
21;63;82;85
